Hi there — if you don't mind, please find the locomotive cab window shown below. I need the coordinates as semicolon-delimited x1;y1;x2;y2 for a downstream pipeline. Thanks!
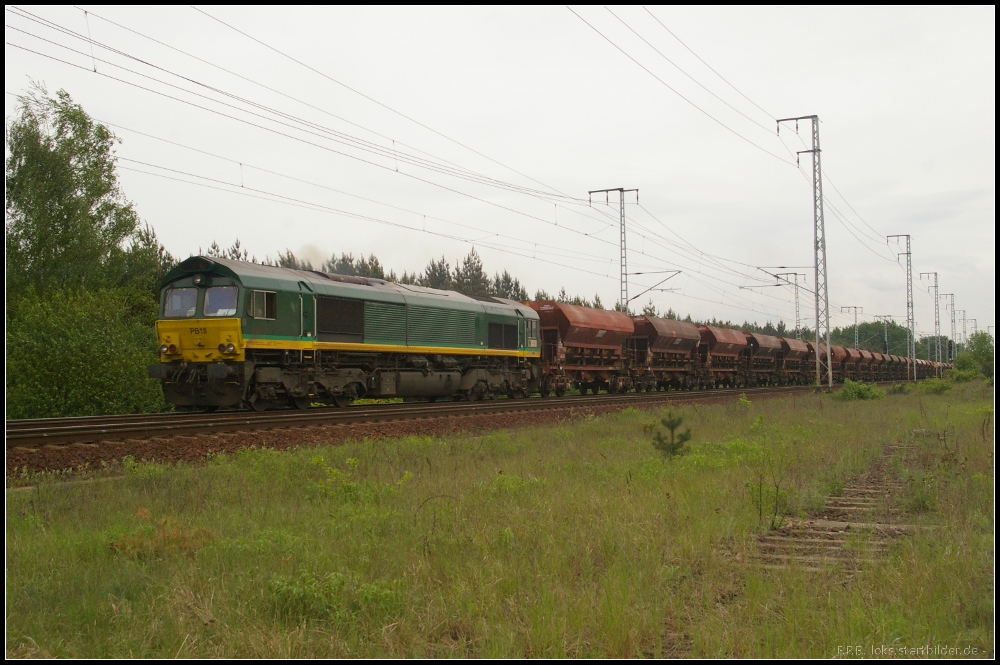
204;286;238;316
526;319;540;348
163;287;197;318
248;290;277;320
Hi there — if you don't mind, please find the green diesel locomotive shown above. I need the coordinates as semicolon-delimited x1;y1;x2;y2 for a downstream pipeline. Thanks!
148;257;541;410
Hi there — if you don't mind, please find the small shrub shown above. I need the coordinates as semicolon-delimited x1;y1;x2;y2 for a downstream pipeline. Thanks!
945;368;980;383
833;379;885;401
737;393;752;409
886;383;909;395
916;378;953;395
651;410;692;458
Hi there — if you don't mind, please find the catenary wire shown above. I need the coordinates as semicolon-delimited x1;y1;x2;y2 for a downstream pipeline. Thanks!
566;6;793;165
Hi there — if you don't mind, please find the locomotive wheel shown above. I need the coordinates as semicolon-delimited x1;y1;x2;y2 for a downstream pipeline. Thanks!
249;399;270;412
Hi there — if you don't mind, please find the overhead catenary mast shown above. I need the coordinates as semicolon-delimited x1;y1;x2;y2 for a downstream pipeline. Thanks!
957;310;966;352
777;272;805;340
778;115;831;389
842;306;863;349
888;234;916;380
588;187;638;312
874;315;893;354
941;293;955;362
920;272;941;373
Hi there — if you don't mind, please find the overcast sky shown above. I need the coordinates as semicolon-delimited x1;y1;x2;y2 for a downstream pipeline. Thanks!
5;6;995;340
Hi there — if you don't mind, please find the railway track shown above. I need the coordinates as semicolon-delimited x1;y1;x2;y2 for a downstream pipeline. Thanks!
6;384;819;450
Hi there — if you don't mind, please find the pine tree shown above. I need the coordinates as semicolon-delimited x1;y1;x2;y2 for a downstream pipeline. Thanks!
419;256;452;290
651;411;692;458
453;248;491;296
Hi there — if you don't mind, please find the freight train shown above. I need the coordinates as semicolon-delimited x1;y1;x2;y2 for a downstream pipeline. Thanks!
148;257;946;410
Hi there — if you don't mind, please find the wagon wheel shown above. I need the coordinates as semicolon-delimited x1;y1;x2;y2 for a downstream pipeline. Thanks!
293;397;311;410
333;395;353;408
555;386;566;398
539;388;550;398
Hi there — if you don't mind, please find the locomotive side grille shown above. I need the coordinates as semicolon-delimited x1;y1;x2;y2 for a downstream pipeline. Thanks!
364;302;406;345
408;306;477;347
317;296;364;342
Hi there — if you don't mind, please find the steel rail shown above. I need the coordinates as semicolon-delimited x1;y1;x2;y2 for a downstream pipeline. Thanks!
6;385;819;449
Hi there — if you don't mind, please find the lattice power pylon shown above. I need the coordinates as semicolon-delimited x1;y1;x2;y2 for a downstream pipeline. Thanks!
920;272;941;374
889;235;915;380
778;115;831;389
941;293;956;362
589;187;638;311
842;306;863;349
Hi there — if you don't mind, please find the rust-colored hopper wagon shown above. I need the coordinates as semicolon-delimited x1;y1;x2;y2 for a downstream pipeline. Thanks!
817;344;850;383
843;347;863;381
858;349;875;381
629;316;702;390
528;301;634;395
871;350;885;380
697;325;748;387
743;332;784;386
779;337;812;385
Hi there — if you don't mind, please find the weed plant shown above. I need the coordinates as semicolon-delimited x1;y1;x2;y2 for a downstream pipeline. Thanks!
833;378;886;401
6;382;993;657
916;377;954;395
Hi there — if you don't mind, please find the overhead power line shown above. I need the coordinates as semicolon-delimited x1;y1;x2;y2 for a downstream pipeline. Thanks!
188;5;584;206
565;6;793;165
118;161;620;281
4;36;618;245
641;6;774;120
605;6;773;133
7;9;582;203
96;121;614;265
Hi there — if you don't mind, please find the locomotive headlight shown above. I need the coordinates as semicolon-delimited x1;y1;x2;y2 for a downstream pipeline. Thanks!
193;274;203;285
226;343;236;354
159;344;169;354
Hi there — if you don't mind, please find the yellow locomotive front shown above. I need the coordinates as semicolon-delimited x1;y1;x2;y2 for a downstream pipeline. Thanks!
148;270;249;410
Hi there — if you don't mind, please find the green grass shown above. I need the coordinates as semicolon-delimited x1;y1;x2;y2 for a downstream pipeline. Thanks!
6;383;994;657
